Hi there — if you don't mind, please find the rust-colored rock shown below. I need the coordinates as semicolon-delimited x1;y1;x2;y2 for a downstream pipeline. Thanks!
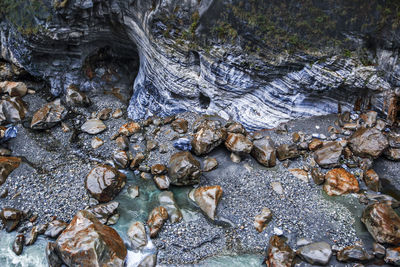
323;168;359;196
191;120;226;155
151;164;167;175
193;185;223;220
85;165;126;202
276;144;299;161
118;121;141;136
0;207;23;232
308;139;323;151
54;210;127;266
168;151;201;185
0;97;27;124
265;235;295;267
171;118;188;133
225;133;253;154
31;99;66;129
0;156;21;185
254;207;272;233
0;81;27;97
361;203;400;245
147;207;168;238
364;169;380;192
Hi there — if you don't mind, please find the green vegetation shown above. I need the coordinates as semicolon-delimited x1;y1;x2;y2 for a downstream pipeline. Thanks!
0;0;49;35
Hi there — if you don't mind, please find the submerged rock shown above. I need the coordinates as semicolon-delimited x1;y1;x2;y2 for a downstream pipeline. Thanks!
0;156;21;185
336;245;374;262
54;210;127;266
158;191;182;223
193;185;223;220
313;141;344;168
127;221;147;250
87;201;119;224
46;242;63;267
251;136;276;167
297;242;332;265
147;206;168;238
168;151;201;185
191;120;226;156
0;207;23;232
361;203;400;245
85;165;126;202
348;127;388;158
31;99;67;130
265;235;295;267
224;133;253;154
81;119;107;135
12;234;24;256
254;207;273;233
323;168;359;196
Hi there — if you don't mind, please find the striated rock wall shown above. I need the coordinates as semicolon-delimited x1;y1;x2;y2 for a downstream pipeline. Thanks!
1;0;400;129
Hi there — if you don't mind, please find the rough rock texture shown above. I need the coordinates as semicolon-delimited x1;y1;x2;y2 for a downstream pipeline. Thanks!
53;210;127;266
0;156;21;185
2;1;400;129
297;242;332;265
323;168;359;196
0;207;23;232
147;206;168;238
192;185;223;221
361;203;400;245
30;99;67;130
336;245;374;262
191;119;226;155
168;151;201;186
265;235;295;267
348;127;389;158
251;136;276;167
313;141;344;168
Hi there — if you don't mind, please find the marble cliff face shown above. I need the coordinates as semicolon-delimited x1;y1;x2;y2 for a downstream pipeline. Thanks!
1;0;399;129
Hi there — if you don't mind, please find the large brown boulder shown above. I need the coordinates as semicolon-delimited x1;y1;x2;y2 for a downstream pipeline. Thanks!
361;203;400;245
31;99;67;130
0;156;21;185
348;127;388;158
265;235;295;267
53;210;127;266
191;120;226;155
251;136;276;167
313;141;344;168
168;151;201;185
323;168;359;196
85;165;126;202
224;133;253;154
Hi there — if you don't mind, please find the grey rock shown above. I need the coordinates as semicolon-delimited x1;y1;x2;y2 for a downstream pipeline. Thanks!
81;119;107;135
168;151;201;186
127;221;147;249
297;242;332;265
158;191;182;223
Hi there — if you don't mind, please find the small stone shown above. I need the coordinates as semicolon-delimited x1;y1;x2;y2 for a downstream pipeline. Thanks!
140;172;152;180
0;81;27;97
289;168;309;182
254;207;272;233
119;121;141;136
12;234;24;255
158;191;182;223
323;168;359;196
116;136;129;150
153;175;170;190
97;108;112;120
112;108;123;119
336;245;374;262
146;140;158;151
271;182;284;195
276;144;299;161
127;222;147;249
0;207;23;232
308;139;323;151
147;207;168;238
384;148;400;161
311;167;325;185
373;242;386;259
313;141;344;169
91;137;104;149
127;186;139;199
363;169;380;192
0;156;21;185
86;201;119;224
171;118;188;133
230;152;241;163
81;119;107;135
0;187;8;198
139;254;157;267
203;157;218;172
265;235;295;266
65;85;91;107
292;132;301;143
61;122;70;132
251;136;276;167
297;242;332;265
25;226;38;246
44;219;68;238
192;185;223;220
151;164;167;175
30;99;66;130
191;119;226;155
360;111;377;127
130;153;145;169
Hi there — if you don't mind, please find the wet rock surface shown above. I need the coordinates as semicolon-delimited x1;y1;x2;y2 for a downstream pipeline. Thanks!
147;206;168;238
265;235;295;267
323;168;359;196
191;120;226;156
192;185;223;221
336;245;374;262
313;141;344;168
0;207;23;232
127;221;147;249
168;151;201;185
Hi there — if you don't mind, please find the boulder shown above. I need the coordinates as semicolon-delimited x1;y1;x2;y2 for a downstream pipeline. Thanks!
0;156;21;185
0;207;23;232
151;164;167;175
313;141;343;168
31;99;66;129
251;136;276;167
191;120;226;155
276;144;299;161
265;235;295;267
203;157;218;172
192;185;223;220
363;169;380;192
323;168;359;196
147;207;168;238
113;150;130;169
44;219;68;239
86;201;119;224
85;165;126;202
361;203;400;245
385;247;400;266
171;118;188;133
46;242;63;267
168;151;201;185
336;245;374;262
54;210;127;266
65;85;91;107
297;242;332;265
254;207;273;233
153;175;170;190
225;133;253;154
158;191;182;223
127;222;147;249
81;119;107;135
0;81;27;97
0;97;27;124
348;127;388;158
